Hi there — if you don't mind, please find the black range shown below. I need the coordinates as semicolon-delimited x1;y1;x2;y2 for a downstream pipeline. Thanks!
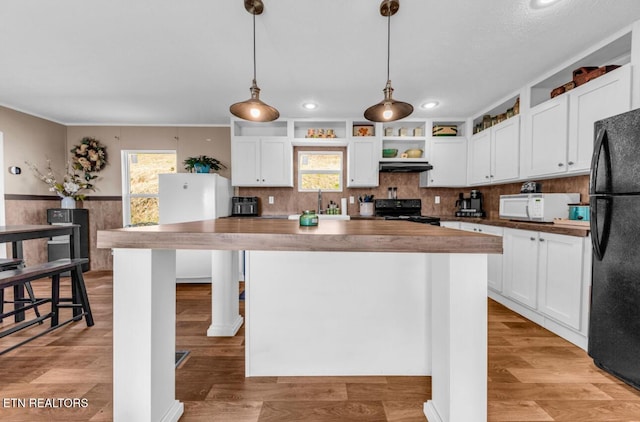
374;199;440;226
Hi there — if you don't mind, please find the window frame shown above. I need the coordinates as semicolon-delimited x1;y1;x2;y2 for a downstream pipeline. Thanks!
297;150;343;192
121;149;176;227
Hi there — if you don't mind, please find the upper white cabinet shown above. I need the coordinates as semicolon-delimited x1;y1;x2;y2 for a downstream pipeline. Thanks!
468;116;520;185
522;95;570;177
523;29;633;179
567;65;632;172
420;136;467;187
348;137;379;187
231;137;293;187
231;120;293;187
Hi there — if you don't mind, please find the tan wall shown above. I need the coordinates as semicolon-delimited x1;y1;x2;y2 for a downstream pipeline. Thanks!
0;106;67;195
66;125;231;195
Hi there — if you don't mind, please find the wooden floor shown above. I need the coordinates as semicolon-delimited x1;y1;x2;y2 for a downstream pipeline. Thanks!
1;271;640;421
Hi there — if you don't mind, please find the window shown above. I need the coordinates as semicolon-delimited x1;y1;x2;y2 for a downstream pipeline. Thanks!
121;150;176;227
298;151;343;192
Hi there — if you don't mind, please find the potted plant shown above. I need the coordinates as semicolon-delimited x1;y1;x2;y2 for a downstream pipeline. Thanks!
183;155;227;173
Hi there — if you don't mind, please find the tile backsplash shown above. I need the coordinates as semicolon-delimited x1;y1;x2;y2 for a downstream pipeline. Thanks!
239;172;589;219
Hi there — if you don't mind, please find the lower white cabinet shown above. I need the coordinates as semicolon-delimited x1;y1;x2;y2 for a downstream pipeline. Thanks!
499;227;589;349
537;232;584;330
459;223;503;292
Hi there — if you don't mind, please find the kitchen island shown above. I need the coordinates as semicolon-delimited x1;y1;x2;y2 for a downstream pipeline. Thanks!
97;219;502;422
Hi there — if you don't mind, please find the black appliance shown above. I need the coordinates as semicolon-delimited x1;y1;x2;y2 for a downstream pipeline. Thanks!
232;196;259;216
47;208;89;274
588;107;640;390
378;161;433;173
374;199;440;225
455;190;486;217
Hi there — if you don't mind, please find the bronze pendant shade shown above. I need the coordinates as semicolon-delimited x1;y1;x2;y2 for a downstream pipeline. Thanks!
230;0;280;122
364;0;413;122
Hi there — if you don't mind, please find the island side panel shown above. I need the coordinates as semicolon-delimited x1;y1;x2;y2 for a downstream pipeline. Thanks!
245;250;431;376
424;253;488;422
112;248;183;422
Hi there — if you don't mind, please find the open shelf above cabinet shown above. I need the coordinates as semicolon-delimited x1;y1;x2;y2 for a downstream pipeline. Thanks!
472;96;520;135
530;31;632;108
431;120;467;138
233;120;289;137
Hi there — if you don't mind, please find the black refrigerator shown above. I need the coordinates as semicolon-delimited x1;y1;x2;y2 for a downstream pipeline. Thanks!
588;107;640;389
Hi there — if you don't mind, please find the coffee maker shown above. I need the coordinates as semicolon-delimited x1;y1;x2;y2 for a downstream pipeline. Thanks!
455;190;486;218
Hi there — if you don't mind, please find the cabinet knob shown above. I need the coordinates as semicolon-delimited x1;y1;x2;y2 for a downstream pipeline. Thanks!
530;237;536;241
256;179;260;182
490;175;494;178
539;238;545;242
558;163;564;167
485;175;489;179
568;161;574;165
430;179;434;182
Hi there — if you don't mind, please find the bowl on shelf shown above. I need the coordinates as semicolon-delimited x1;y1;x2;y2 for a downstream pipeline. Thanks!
382;148;398;158
404;149;423;158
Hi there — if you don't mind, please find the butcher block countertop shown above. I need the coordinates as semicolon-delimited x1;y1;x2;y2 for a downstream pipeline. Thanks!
442;217;590;237
97;218;502;254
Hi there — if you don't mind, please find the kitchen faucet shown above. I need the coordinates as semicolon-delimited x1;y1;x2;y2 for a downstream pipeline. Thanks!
317;189;322;214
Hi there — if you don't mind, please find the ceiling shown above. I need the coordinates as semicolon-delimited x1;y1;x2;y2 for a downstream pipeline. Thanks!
2;0;640;126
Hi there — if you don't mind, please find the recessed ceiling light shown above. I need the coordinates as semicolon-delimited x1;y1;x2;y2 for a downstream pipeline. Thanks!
302;102;317;110
420;101;439;110
531;0;561;8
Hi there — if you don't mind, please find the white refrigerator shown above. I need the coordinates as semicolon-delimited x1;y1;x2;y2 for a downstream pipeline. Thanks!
159;173;233;282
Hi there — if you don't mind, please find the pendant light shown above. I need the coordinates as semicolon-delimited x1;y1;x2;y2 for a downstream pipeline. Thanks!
230;0;280;122
364;0;413;122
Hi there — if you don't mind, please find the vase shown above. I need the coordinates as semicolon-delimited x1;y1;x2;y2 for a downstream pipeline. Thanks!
193;163;211;173
61;196;76;209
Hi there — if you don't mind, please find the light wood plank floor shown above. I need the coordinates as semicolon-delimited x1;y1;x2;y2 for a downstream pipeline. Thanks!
1;270;639;421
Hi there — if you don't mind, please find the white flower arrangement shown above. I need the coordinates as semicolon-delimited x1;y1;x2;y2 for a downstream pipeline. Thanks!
26;160;95;200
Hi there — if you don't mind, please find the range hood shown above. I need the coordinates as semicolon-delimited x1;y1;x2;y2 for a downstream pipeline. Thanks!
379;161;433;173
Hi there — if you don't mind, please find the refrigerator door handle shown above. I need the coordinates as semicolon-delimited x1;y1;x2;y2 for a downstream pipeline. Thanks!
590;196;611;261
590;128;610;195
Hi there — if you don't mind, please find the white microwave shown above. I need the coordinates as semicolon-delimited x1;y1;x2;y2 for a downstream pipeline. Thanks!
499;193;580;222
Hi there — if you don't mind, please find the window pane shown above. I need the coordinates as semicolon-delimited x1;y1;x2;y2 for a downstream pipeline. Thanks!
299;153;341;171
129;153;176;194
130;197;159;226
300;173;341;191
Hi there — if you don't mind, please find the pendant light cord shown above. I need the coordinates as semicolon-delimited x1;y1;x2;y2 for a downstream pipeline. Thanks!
252;11;257;81
386;11;391;81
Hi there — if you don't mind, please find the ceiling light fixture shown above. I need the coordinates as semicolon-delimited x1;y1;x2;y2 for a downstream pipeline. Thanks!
421;101;439;110
302;102;318;110
531;0;561;8
230;0;279;122
364;0;413;123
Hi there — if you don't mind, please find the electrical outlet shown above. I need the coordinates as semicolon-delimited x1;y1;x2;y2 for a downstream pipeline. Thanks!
349;196;355;204
435;196;441;204
268;196;274;204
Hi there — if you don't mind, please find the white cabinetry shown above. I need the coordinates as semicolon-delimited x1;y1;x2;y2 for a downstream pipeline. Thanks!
523;96;570;178
497;227;589;349
502;228;540;309
567;65;632;172
231;137;293;187
537;232;584;330
348;138;379;187
468;116;520;185
459;223;504;292
420;136;467;187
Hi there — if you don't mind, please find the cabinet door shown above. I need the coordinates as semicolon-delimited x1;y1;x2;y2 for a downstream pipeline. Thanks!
260;138;293;187
491;116;520;183
537;232;584;330
523;95;569;178
477;225;504;293
421;137;467;187
231;137;261;186
348;139;379;187
568;65;632;173
502;228;538;309
467;130;491;185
